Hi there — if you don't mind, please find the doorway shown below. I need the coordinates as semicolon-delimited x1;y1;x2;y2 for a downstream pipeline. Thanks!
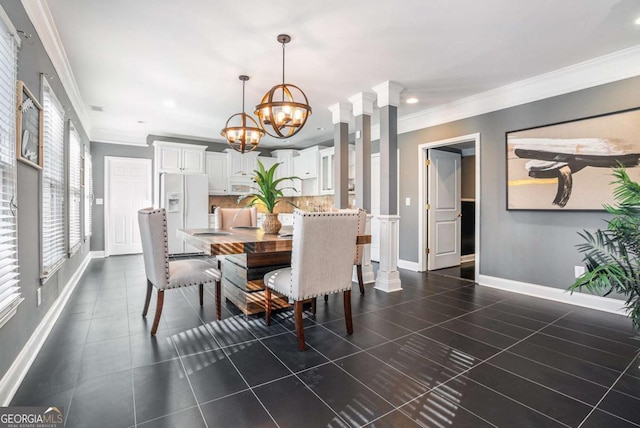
418;133;480;280
104;156;152;256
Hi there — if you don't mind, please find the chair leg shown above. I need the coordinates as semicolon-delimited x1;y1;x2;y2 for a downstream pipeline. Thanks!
216;280;221;321
324;294;329;303
265;287;272;326
311;297;317;315
151;289;165;336
344;290;353;335
357;264;365;294
199;283;204;306
142;279;153;317
294;300;306;351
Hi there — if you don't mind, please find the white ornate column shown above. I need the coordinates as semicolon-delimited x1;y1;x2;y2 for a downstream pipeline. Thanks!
373;81;404;293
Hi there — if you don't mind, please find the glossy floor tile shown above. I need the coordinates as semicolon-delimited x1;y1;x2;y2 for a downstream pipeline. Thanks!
10;255;640;427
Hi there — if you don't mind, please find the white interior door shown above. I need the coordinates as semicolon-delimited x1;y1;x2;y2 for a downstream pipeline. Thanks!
427;149;461;270
106;157;152;256
370;153;380;261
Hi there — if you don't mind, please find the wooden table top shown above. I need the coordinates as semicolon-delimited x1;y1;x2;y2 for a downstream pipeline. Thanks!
177;226;371;256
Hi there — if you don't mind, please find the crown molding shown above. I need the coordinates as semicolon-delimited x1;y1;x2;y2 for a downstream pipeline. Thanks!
21;0;92;139
372;81;404;108
91;127;148;146
348;92;377;116
371;44;640;141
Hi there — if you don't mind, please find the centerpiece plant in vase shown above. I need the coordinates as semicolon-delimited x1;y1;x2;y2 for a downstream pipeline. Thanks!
243;160;299;234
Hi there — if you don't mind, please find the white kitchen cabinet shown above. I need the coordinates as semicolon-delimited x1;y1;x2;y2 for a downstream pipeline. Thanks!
319;147;334;195
271;150;300;197
319;145;355;195
293;146;320;179
226;149;259;177
258;156;278;171
154;141;205;174
205;152;228;195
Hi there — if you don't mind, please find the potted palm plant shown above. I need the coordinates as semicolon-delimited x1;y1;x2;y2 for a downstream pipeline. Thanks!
243;160;300;234
569;166;640;331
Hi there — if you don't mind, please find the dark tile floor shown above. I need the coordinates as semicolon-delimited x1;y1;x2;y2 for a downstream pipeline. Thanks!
11;255;640;427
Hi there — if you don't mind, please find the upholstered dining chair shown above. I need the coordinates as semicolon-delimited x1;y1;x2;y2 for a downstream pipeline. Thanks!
214;207;257;229
263;209;359;351
138;207;222;336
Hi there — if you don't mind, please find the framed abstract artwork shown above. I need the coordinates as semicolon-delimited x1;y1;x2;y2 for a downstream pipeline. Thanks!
506;107;640;210
16;80;43;169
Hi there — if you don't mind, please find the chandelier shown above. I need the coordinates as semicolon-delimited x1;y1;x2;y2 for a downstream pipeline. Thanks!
255;34;312;139
221;75;265;153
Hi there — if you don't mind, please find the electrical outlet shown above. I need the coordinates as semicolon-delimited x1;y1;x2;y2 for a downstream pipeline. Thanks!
574;266;586;278
36;288;41;307
405;197;411;206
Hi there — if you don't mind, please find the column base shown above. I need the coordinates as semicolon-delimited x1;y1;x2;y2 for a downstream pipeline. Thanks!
374;270;402;293
353;264;376;284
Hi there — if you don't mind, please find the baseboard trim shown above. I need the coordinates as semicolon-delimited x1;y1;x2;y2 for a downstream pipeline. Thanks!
0;252;92;406
398;259;421;272
478;274;627;316
461;254;475;263
90;250;105;258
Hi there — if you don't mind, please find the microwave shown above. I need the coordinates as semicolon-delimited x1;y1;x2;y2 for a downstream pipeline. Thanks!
228;178;254;195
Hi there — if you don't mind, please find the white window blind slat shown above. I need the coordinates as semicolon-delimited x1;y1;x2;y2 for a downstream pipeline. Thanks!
0;6;20;328
68;122;81;252
42;78;66;275
84;149;92;238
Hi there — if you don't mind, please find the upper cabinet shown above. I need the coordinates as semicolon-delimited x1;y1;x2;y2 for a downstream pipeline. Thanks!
205;152;228;195
154;141;205;174
293;146;320;179
319;145;355;195
225;149;259;177
271;149;300;197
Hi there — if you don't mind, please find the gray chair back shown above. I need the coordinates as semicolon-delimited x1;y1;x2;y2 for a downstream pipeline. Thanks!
138;207;170;289
289;209;359;300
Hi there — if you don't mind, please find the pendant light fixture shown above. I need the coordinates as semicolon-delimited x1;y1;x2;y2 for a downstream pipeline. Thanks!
255;34;312;139
221;75;265;154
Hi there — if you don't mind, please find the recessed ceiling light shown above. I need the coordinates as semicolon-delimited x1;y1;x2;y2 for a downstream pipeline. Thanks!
137;120;146;124
406;97;419;104
163;99;175;109
635;16;640;25
316;127;325;131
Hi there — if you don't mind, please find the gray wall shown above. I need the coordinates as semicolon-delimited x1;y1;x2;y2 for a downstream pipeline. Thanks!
397;76;640;290
0;1;91;380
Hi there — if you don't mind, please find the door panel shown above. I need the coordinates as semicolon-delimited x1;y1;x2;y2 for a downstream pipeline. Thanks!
428;149;461;270
107;157;152;255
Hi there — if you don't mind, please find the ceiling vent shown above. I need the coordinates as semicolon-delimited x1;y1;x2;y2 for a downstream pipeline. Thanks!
90;105;103;112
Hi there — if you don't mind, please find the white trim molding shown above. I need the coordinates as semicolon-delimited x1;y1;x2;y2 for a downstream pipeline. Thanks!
478;274;628;316
398;259;420;272
21;0;92;138
328;102;353;124
0;252;92;406
372;45;640;141
90;250;105;258
374;215;402;292
372;81;404;108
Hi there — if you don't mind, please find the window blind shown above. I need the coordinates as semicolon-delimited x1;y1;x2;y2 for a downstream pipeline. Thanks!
42;79;66;276
84;146;92;238
0;7;21;328
68;121;81;253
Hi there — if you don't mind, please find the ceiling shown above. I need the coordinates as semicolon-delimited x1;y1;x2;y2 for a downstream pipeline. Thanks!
43;0;640;148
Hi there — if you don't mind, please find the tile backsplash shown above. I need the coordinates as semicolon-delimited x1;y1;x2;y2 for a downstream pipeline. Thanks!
208;194;356;214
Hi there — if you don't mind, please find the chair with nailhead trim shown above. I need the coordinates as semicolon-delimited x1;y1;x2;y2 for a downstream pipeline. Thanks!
138;207;222;336
263;209;359;351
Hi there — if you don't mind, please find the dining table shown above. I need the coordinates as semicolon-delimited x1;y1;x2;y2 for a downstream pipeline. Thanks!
177;226;371;315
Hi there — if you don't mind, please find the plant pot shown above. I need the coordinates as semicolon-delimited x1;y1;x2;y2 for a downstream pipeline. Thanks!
262;213;282;234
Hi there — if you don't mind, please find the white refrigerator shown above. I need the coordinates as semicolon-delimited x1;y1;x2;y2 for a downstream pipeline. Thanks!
160;173;209;255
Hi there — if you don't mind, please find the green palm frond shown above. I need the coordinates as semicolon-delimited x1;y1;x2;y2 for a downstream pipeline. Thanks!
243;159;300;213
570;166;640;330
